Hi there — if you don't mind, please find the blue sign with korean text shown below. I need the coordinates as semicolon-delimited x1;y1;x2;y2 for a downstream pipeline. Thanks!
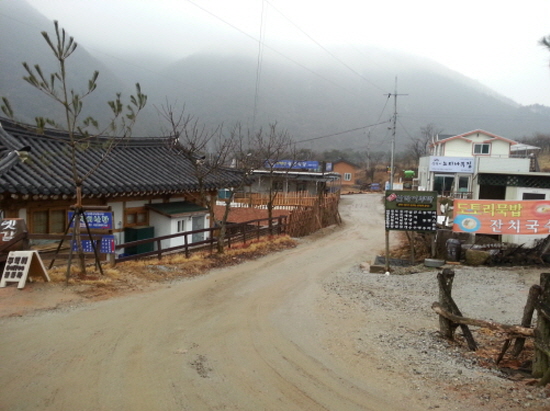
69;211;113;230
71;235;115;254
266;160;332;171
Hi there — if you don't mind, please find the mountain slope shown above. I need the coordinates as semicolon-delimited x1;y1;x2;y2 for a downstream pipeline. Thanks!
146;49;550;150
0;0;156;135
2;1;550;150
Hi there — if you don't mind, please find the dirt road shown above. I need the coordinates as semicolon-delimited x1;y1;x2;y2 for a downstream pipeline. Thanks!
0;195;449;410
12;195;546;411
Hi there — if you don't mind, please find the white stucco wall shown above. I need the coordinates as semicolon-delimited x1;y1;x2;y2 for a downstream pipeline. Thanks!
502;188;550;246
149;212;172;249
489;139;512;157
148;211;210;250
440;139;473;157
476;157;530;173
438;132;512;158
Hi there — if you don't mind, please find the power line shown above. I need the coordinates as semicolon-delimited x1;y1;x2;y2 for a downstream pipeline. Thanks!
295;119;392;144
252;0;267;130
183;0;362;97
264;0;387;93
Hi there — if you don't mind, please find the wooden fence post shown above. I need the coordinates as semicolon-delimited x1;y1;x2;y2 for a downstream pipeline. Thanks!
512;284;542;357
184;235;189;258
437;269;456;340
533;273;550;379
437;268;477;350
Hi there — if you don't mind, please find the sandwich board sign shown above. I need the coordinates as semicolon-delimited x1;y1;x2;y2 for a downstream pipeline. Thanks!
0;250;50;289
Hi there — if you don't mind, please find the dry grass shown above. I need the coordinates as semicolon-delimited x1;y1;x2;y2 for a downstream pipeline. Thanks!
379;231;432;263
538;153;550;172
47;235;297;293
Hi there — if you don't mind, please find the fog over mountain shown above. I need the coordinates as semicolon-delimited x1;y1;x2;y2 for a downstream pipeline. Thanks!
2;0;550;152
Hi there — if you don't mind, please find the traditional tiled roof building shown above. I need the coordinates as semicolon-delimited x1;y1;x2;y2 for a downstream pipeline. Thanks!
0;118;243;238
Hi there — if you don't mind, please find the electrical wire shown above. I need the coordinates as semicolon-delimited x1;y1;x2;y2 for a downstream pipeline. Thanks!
183;0;362;97
252;0;267;130
295;119;392;144
264;0;387;93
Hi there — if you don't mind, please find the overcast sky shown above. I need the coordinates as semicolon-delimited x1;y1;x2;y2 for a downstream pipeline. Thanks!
24;0;550;106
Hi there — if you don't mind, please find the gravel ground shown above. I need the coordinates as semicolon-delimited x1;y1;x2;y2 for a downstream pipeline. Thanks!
324;264;550;410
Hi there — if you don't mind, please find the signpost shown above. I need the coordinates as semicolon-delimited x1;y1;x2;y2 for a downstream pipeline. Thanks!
384;190;438;272
384;190;438;231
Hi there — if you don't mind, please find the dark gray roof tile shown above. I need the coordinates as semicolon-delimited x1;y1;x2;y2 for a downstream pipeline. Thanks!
0;118;244;199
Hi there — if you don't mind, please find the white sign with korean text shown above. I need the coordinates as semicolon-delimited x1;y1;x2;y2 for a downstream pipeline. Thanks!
429;156;474;173
0;251;50;289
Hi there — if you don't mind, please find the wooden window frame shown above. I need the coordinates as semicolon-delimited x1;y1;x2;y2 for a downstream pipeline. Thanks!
124;207;149;228
29;207;68;234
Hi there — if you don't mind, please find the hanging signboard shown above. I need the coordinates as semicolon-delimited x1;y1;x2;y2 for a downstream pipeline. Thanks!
453;199;550;235
68;211;113;230
429;156;474;173
0;250;50;289
384;190;438;231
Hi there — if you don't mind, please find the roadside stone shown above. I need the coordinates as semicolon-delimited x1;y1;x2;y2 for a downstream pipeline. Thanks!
464;249;490;266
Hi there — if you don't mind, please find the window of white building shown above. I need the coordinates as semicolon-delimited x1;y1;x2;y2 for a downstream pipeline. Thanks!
473;143;490;155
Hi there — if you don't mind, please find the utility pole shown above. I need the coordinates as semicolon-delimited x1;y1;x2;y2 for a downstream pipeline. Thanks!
385;77;407;274
387;77;407;190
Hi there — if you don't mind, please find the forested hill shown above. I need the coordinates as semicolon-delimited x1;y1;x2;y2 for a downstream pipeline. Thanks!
2;0;550;151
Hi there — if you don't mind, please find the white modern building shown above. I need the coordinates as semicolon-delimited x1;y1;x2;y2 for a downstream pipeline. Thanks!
417;130;536;199
417;129;550;245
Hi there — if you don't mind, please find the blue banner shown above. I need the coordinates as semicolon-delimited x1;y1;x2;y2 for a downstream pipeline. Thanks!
267;160;332;171
71;235;115;254
69;211;113;230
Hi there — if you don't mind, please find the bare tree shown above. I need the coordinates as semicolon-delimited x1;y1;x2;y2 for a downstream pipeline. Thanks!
410;124;442;160
1;21;147;275
250;123;296;230
365;151;387;183
158;103;247;253
541;35;550;55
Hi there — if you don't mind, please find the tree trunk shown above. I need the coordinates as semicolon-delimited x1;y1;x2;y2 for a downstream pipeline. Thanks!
74;186;86;275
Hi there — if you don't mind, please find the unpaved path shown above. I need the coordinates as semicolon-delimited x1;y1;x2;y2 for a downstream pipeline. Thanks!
0;194;426;411
1;194;548;410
